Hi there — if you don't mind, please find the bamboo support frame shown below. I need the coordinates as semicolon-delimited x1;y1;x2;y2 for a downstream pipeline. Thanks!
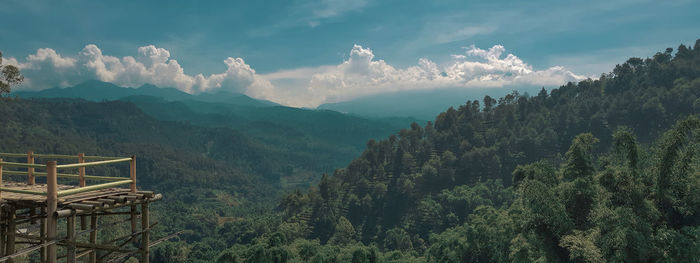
0;153;163;263
5;208;15;263
2;171;130;182
67;215;76;262
89;214;96;263
27;151;34;185
78;153;85;187
0;158;3;200
46;161;57;263
130;156;136;193
57;180;133;197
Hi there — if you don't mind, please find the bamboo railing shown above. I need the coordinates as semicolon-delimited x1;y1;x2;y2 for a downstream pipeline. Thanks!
0;152;137;199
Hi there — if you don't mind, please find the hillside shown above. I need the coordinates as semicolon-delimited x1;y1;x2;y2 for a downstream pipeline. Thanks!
210;41;700;262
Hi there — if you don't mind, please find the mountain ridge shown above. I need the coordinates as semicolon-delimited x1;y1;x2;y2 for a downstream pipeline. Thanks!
12;80;280;107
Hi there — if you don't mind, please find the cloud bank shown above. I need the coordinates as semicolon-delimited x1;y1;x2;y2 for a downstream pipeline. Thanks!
263;44;586;107
10;44;584;107
12;44;273;95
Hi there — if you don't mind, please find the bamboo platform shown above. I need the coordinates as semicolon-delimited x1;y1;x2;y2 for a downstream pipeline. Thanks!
0;152;168;263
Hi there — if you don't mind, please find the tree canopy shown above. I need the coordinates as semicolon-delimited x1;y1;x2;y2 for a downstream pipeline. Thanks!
0;51;23;95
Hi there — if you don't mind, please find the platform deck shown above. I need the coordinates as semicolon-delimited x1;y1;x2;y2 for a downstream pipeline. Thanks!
0;182;132;204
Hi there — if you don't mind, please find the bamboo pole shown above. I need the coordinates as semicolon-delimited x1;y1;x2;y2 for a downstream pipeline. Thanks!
55;158;131;169
141;202;150;263
0;162;46;168
32;154;80;159
46;161;57;263
40;207;46;263
78;153;85;187
0;188;46;196
88;214;96;263
130;156;136;193
3;171;129;182
0;153;26;158
130;206;137;235
0;158;3;201
56;180;132;197
5;208;15;263
27;151;34;185
67;215;76;263
0;209;5;256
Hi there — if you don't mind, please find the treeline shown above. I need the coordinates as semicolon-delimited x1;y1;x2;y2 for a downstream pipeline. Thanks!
199;41;700;262
212;119;699;262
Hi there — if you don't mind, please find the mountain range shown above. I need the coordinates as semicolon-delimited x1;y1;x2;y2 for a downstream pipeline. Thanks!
12;80;279;107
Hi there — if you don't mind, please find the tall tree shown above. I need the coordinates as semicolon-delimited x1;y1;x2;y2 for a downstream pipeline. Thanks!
0;51;24;95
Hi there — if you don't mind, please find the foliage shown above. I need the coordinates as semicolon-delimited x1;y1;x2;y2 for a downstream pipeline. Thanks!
0;51;24;95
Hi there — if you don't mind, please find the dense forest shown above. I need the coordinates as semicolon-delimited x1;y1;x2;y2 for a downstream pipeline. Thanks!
0;40;698;262
208;42;699;262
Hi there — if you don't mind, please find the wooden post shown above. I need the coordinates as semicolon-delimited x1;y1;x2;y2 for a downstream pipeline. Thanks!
27;151;35;185
141;202;150;263
1;157;3;201
0;209;5;256
130;155;136;193
78;153;85;187
46;161;58;263
79;215;87;263
40;206;47;263
88;214;97;263
5;208;15;263
130;206;137;235
67;215;76;263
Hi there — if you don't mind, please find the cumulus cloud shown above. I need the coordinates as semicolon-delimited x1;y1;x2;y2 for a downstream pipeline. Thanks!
258;44;586;107
10;43;584;108
12;44;272;95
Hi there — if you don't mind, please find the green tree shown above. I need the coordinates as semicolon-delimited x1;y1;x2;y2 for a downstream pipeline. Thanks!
0;51;23;95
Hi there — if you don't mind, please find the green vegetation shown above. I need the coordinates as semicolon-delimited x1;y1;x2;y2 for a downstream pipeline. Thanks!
0;40;698;262
0;51;24;95
216;41;699;262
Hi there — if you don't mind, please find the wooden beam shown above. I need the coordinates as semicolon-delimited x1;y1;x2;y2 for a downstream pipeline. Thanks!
46;161;58;263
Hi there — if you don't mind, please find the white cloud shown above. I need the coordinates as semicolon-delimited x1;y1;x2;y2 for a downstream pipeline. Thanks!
10;43;584;108
257;44;585;107
12;44;272;95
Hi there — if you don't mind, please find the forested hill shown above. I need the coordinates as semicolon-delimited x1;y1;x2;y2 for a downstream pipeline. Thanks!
262;41;700;262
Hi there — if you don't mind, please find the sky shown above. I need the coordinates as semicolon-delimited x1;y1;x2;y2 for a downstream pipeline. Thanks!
1;0;698;107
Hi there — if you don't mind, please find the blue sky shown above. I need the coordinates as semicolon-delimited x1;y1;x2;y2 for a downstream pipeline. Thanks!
1;0;698;107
